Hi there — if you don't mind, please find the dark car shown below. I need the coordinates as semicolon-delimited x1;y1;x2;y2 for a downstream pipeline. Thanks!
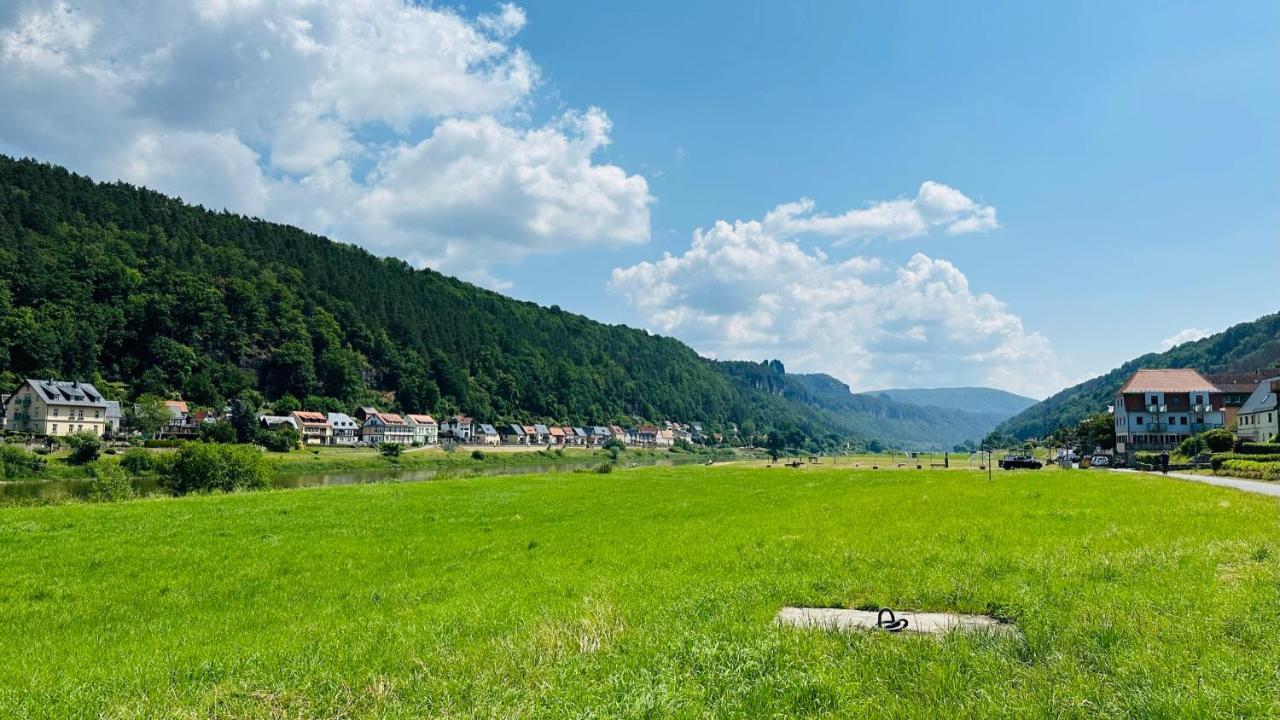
998;455;1043;470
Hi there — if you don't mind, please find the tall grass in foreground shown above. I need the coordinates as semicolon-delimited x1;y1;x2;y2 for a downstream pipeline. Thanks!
0;465;1277;718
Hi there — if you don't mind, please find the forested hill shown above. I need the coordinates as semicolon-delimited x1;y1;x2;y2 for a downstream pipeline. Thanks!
861;387;1036;417
0;155;990;449
992;311;1280;440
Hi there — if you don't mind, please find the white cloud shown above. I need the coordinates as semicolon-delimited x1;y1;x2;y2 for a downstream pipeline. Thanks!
1160;328;1210;351
611;198;1063;398
0;0;649;285
761;181;998;244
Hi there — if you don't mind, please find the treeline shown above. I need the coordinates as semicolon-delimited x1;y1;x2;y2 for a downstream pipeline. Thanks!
0;156;870;446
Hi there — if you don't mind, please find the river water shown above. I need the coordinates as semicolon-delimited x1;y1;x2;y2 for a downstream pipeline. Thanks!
0;457;708;502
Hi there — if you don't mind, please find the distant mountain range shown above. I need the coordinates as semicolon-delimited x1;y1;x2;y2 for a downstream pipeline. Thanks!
992;311;1280;440
861;387;1037;417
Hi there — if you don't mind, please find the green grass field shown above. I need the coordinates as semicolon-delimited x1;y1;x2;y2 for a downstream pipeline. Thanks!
2;465;1278;718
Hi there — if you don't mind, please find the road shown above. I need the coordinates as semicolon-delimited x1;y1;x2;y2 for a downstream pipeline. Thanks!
1114;468;1280;498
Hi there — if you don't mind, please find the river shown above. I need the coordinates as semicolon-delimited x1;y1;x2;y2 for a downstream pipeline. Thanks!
0;456;710;503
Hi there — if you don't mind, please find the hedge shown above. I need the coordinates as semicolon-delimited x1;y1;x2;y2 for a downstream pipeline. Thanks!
1238;442;1280;455
1217;459;1280;481
143;439;183;448
1211;452;1280;470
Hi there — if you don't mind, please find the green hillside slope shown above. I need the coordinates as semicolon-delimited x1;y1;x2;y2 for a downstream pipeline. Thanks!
993;312;1280;440
0;155;990;449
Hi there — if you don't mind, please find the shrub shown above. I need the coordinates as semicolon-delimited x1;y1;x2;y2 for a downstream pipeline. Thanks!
1135;451;1160;466
379;442;402;458
257;426;300;452
89;462;135;502
1239;442;1280;455
1176;435;1204;458
65;431;102;465
0;445;46;478
1202;428;1235;453
143;439;183;448
471;449;485;460
1210;452;1280;470
119;448;154;475
594;461;614;474
199;419;237;444
1217;459;1280;481
161;442;272;495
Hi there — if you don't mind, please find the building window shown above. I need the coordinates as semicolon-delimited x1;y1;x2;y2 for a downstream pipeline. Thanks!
1136;416;1144;425
51;424;58;433
52;408;59;416
1180;417;1187;425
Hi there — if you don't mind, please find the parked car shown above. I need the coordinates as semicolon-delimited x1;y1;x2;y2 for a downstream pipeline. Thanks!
1090;455;1110;468
999;454;1043;470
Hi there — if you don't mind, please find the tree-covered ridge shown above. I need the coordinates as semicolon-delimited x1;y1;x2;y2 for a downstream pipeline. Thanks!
992;312;1280;441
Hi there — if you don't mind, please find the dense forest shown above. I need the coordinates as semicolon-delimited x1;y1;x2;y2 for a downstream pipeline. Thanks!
0;155;1005;449
992;312;1280;441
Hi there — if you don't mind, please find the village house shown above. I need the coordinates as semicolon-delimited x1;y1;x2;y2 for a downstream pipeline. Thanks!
548;425;566;446
160;400;202;439
3;378;110;437
499;424;526;445
290;411;332;445
104;400;122;435
656;428;675;447
362;412;413;445
522;425;539;444
634;425;658;446
440;415;474;443
1236;377;1279;443
326;412;360;445
609;425;626;443
406;414;438;445
1113;369;1225;458
258;414;299;432
476;423;500;445
1207;369;1280;427
570;427;588;446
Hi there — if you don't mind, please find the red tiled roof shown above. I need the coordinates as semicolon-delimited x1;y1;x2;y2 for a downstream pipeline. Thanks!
293;411;328;423
1118;369;1220;394
379;413;405;424
549;427;565;436
165;400;189;413
407;414;436;423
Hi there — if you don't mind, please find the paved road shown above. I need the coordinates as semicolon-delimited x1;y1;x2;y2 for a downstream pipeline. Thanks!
1114;468;1280;498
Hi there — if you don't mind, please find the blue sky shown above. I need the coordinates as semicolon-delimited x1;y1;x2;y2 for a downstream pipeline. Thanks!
1;1;1275;397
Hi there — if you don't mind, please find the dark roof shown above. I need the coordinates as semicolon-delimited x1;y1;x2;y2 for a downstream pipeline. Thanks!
1239;377;1280;415
25;378;107;408
478;423;498;434
1207;369;1280;394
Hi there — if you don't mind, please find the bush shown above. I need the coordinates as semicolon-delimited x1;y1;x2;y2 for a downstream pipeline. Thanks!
143;439;183;448
1239;442;1280;455
0;445;46;478
257;426;300;452
1217;459;1280;481
379;442;402;458
199;419;237;444
161;442;272;495
1134;451;1160;466
1202;428;1235;453
1176;435;1204;458
119;448;154;474
471;449;485;460
65;431;102;465
89;462;135;502
1210;452;1280;470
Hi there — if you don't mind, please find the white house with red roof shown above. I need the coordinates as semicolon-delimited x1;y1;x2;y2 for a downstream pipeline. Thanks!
290;410;332;445
362;411;413;445
406;414;438;445
1113;368;1225;457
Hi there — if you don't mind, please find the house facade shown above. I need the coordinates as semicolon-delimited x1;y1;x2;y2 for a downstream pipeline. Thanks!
440;415;474;442
1236;377;1279;443
327;412;360;444
363;412;414;445
3;378;109;437
290;411;332;445
1113;369;1225;457
476;423;500;445
406;414;439;445
1207;369;1280;428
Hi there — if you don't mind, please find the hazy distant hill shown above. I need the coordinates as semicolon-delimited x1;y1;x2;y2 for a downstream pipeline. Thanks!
737;370;1014;448
863;387;1037;417
992;311;1280;440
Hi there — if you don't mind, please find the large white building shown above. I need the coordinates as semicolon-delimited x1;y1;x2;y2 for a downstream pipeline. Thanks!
1113;369;1225;457
3;379;110;437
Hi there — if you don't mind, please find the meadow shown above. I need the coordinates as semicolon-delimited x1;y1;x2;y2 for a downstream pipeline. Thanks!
1;464;1278;718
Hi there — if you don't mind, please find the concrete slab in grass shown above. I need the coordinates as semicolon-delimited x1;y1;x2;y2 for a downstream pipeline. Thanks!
775;606;1016;636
